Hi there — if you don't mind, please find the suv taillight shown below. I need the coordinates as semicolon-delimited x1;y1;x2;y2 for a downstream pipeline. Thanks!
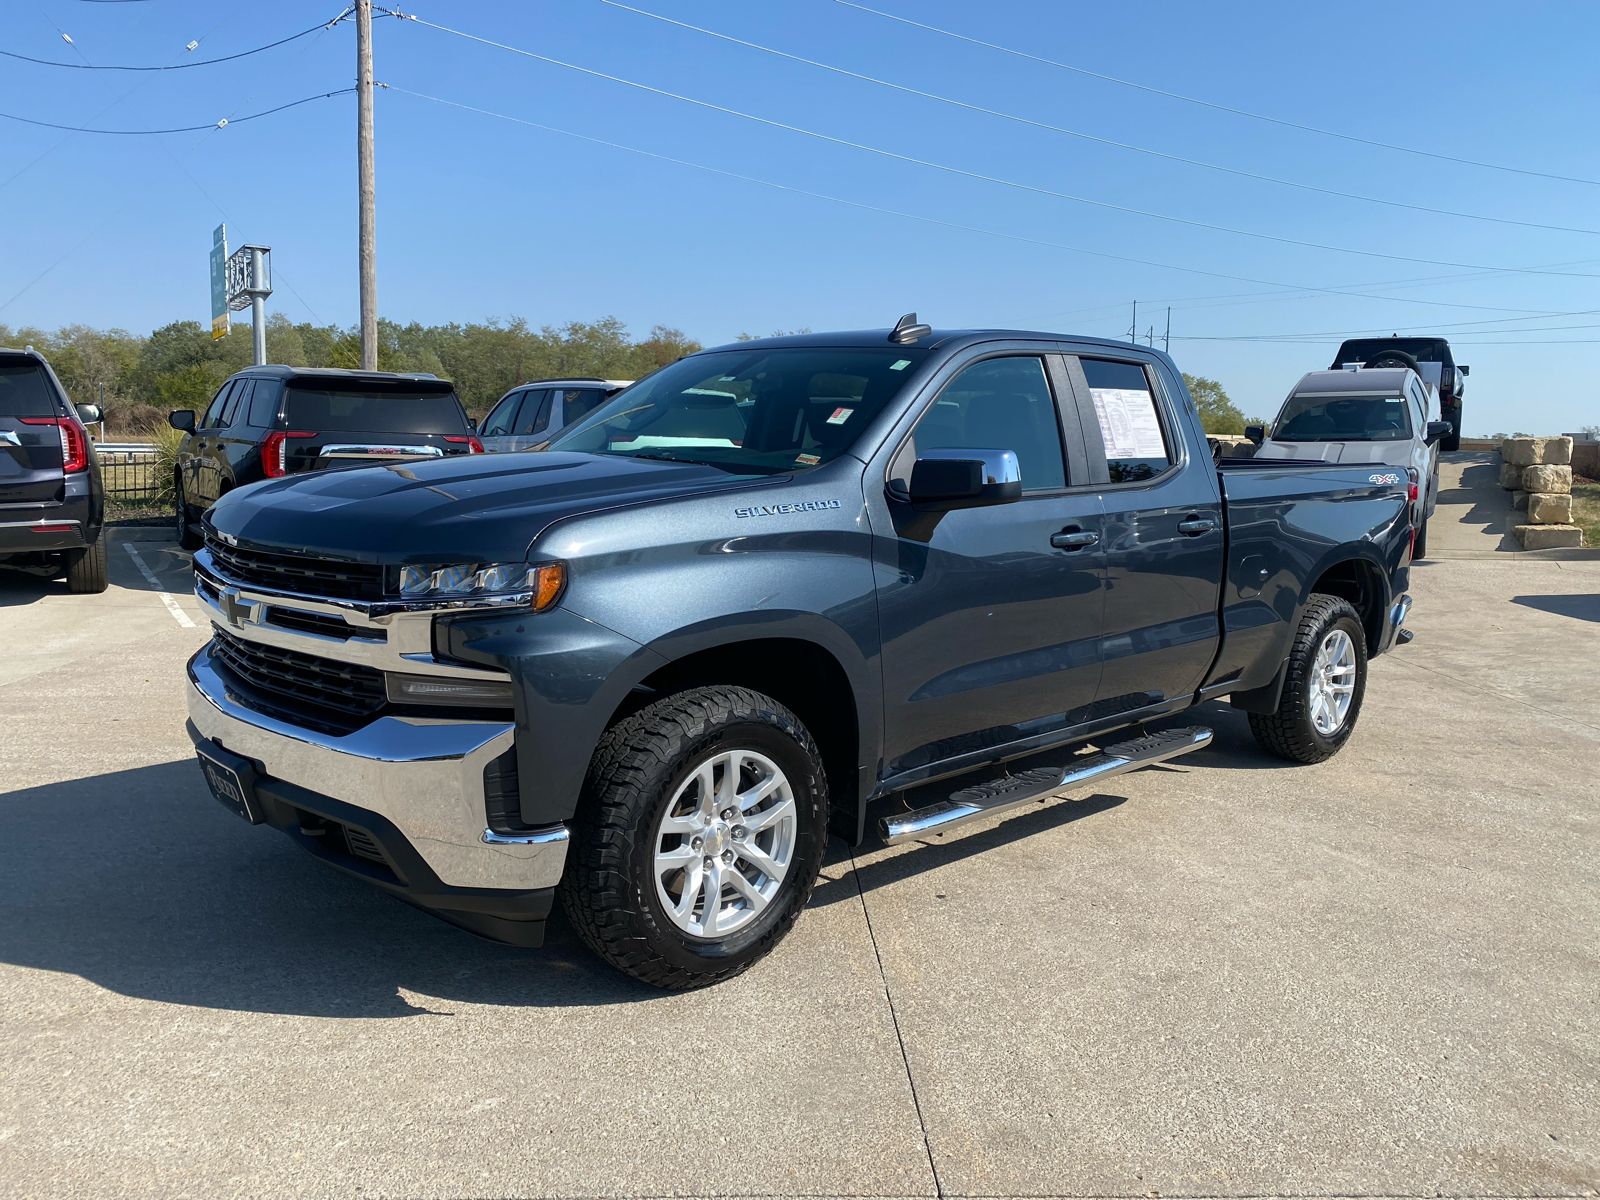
261;430;317;477
444;435;485;454
20;417;89;472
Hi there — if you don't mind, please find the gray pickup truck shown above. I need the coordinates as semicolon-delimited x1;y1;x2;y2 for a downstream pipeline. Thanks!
185;319;1416;988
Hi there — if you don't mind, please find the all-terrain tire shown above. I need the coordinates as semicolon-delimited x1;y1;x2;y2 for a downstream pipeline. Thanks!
64;535;109;594
1248;594;1368;764
560;685;829;989
1413;516;1428;560
174;475;201;551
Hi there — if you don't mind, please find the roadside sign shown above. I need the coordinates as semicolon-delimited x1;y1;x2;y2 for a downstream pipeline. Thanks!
209;224;229;341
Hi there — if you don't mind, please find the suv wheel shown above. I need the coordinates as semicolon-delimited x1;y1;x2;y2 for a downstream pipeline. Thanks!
1249;594;1368;764
64;536;108;594
561;685;829;989
174;474;201;551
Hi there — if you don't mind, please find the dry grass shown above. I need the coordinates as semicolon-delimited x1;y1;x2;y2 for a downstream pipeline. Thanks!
1571;476;1599;548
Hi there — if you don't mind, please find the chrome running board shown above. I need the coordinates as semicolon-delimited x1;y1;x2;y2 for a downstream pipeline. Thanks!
879;726;1213;846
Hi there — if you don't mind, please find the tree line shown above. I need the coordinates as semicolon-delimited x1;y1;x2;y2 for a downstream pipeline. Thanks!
2;314;1249;435
0;315;700;433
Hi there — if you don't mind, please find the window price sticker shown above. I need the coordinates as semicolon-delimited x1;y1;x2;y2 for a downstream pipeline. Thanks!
826;407;854;425
1090;388;1165;460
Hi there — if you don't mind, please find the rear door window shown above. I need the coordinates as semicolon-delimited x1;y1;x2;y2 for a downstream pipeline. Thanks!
223;380;253;427
284;385;468;434
557;388;606;428
1080;358;1172;483
480;391;525;437
913;356;1067;491
0;361;58;418
515;390;554;435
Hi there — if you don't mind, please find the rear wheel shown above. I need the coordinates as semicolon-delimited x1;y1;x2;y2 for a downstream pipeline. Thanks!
1441;406;1462;452
1249;594;1368;764
174;474;201;550
561;685;829;989
64;536;108;594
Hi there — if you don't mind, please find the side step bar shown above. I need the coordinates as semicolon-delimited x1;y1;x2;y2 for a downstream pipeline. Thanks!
879;726;1213;846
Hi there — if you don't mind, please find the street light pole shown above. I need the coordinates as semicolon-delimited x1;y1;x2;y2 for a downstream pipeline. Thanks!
356;0;377;371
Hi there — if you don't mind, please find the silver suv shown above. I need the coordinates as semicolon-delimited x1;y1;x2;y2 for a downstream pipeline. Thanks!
476;378;631;453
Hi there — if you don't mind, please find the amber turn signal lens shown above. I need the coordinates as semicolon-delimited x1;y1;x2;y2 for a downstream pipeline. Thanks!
530;562;566;612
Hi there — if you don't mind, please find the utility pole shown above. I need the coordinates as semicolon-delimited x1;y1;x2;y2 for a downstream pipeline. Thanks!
1164;307;1171;354
1130;300;1137;344
356;0;377;371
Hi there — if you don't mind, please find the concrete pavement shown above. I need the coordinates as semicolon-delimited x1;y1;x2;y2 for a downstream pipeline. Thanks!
1;529;1596;1198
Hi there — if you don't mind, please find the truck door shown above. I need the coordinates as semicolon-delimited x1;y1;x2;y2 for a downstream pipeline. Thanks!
1065;353;1224;712
505;389;555;451
874;353;1107;779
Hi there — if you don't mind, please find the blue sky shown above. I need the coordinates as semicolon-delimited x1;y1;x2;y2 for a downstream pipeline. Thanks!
3;0;1598;435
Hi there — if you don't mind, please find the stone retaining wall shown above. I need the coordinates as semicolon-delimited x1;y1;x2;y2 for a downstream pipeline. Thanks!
1500;437;1583;548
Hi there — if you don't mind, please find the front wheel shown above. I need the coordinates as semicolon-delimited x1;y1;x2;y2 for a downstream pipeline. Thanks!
561;685;829;989
174;474;201;551
1249;594;1368;764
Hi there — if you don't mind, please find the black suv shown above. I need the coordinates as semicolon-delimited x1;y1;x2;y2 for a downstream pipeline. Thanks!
168;367;482;550
1329;336;1467;451
1;347;107;593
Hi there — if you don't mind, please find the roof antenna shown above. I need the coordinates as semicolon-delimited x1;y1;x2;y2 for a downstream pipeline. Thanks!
889;312;931;344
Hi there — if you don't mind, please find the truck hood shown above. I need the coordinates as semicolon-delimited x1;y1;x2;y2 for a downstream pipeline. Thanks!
206;451;764;563
1257;439;1413;466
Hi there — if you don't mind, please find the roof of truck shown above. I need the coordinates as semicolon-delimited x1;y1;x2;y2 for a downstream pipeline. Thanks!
1292;368;1414;395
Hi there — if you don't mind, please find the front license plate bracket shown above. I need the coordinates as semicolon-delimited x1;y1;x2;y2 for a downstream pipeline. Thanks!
195;740;265;825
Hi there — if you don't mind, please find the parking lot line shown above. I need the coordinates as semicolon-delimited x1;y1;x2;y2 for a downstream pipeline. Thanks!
123;542;195;628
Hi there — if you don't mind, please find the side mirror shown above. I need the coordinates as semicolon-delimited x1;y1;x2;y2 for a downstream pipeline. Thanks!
77;404;102;424
466;418;478;434
168;409;196;433
1459;365;1470;377
905;448;1022;511
1425;420;1453;445
1244;424;1265;445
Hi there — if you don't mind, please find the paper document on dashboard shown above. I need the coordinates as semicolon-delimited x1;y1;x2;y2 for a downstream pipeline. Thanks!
1090;388;1165;459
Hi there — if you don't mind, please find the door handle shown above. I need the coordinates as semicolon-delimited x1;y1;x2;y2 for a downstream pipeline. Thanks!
1178;516;1216;536
1050;529;1099;550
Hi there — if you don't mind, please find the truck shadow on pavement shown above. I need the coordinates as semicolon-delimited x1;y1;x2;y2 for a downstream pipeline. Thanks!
0;760;662;1017
1512;593;1600;623
0;565;68;606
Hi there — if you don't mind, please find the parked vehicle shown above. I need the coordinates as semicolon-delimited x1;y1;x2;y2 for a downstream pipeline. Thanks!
185;318;1416;989
0;347;107;593
167;367;482;550
476;378;632;453
1249;366;1452;558
1329;337;1467;451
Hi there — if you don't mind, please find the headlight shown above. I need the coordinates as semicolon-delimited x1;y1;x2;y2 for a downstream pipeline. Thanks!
390;561;566;610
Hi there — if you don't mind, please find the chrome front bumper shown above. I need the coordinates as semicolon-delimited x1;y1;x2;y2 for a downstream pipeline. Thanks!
186;645;568;891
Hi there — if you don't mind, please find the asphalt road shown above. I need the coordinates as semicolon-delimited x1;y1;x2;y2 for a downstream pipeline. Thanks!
2;528;1596;1199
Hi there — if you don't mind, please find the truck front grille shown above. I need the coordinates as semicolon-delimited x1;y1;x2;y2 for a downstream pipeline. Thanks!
209;624;387;722
205;534;384;602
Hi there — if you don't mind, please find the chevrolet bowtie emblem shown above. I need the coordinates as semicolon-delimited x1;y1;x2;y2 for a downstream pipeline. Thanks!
219;587;262;627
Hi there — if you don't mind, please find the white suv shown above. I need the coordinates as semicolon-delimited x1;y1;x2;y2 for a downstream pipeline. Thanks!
1250;366;1452;557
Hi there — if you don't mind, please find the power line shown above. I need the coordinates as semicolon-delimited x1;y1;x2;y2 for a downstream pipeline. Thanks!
0;88;354;135
599;0;1600;239
383;84;1587;330
0;12;350;71
393;10;1600;281
833;0;1600;189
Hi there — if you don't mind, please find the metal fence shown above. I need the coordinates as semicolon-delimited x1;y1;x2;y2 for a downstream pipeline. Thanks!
96;443;163;507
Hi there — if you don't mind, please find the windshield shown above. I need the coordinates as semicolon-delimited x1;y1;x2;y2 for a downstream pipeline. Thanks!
284;384;468;435
1273;392;1412;442
548;346;929;474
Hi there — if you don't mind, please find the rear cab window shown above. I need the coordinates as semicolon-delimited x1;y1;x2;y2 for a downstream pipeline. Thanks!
284;380;470;435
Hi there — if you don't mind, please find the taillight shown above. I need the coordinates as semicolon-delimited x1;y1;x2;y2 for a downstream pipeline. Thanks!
20;417;89;472
444;435;485;454
1405;467;1420;504
261;430;317;477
